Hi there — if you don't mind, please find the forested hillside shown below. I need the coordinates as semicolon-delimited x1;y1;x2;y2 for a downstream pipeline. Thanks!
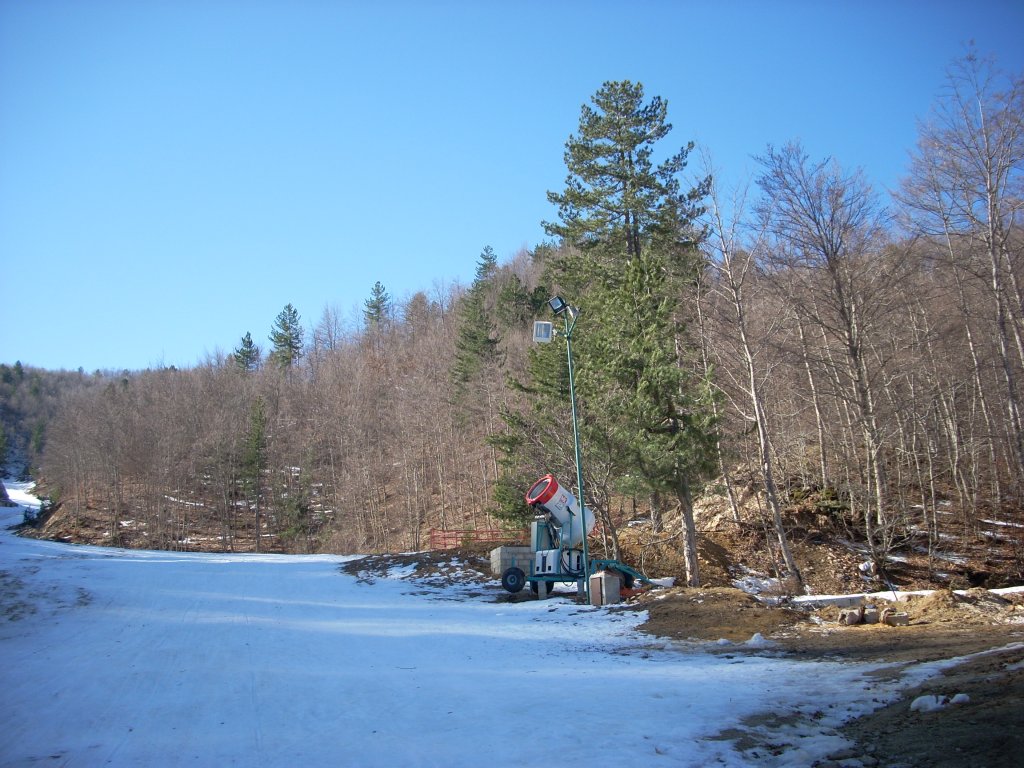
0;362;101;477
17;55;1024;588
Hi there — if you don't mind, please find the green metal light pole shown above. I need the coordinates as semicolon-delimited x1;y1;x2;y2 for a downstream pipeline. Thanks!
547;296;590;603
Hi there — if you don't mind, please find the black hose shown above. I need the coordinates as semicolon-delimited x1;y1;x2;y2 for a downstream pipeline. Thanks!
560;548;583;576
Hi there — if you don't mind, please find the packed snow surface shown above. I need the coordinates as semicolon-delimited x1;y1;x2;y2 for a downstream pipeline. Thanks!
0;482;968;766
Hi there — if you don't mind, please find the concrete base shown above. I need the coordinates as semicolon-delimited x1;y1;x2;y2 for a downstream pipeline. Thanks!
490;546;533;578
589;571;621;606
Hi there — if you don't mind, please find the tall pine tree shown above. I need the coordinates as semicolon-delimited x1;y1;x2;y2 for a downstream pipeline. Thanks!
269;304;304;372
544;80;708;282
232;332;261;372
363;281;392;329
538;80;715;585
452;247;500;390
242;396;268;552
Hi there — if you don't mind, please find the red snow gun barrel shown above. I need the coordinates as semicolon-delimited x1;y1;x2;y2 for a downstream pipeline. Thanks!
525;474;595;547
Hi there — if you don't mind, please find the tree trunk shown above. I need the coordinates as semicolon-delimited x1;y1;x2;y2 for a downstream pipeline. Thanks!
797;318;829;489
677;475;700;587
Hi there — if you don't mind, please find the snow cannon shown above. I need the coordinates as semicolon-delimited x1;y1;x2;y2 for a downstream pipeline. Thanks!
496;473;651;597
525;474;595;548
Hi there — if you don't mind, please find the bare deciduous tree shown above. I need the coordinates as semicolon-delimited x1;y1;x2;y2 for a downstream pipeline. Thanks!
898;51;1024;488
756;141;903;564
701;155;803;587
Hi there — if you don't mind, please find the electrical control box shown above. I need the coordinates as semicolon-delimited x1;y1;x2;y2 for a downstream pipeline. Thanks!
533;548;584;576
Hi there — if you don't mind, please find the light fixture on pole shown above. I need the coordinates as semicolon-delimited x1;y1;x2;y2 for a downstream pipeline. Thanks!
545;295;590;602
547;295;569;316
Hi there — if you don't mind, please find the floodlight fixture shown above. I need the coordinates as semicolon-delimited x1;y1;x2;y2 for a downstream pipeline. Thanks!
548;295;569;316
532;320;554;343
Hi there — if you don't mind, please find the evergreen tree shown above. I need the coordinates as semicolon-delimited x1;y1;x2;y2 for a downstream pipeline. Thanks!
490;341;578;527
269;304;304;371
30;421;45;458
544;80;708;280
363;281;392;329
495;274;538;328
451;247;501;389
525;80;715;585
242;396;268;552
475;245;498;282
232;332;261;372
584;250;719;573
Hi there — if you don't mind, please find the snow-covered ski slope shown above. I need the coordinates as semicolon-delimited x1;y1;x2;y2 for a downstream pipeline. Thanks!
0;482;936;767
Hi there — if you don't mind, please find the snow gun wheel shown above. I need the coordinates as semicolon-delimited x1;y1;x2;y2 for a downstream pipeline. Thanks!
501;567;526;593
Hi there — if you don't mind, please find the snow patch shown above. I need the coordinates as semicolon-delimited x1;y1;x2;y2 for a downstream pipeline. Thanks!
733;570;784;595
910;693;970;713
385;563;418;580
745;632;774;648
982;518;1024;529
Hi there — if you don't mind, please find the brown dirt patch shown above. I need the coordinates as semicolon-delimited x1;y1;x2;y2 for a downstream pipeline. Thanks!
625;586;809;643
625;584;1024;660
613;523;892;597
623;584;1024;767
903;586;1024;625
838;642;1024;768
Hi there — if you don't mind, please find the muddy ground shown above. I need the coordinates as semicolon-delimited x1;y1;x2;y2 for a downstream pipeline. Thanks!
348;551;1024;768
629;585;1024;767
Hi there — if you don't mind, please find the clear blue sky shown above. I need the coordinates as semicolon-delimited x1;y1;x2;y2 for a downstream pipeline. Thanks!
2;0;1022;372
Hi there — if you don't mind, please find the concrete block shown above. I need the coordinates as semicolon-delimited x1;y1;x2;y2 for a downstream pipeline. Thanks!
490;546;534;577
589;571;621;607
838;606;864;625
881;608;910;626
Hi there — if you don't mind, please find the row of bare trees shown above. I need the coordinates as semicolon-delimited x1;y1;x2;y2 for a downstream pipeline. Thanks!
699;53;1022;570
40;280;497;551
34;53;1022;575
37;248;550;554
